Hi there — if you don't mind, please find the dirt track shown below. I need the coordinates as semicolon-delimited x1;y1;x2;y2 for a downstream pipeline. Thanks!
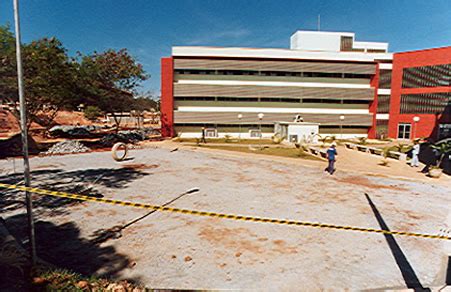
0;143;450;290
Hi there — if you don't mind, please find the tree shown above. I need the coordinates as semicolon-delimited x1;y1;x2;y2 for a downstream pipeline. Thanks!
0;24;17;103
132;91;158;112
0;25;77;130
1;24;149;132
22;37;78;129
76;49;148;130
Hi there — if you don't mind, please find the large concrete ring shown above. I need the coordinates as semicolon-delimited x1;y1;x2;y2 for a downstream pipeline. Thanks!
112;142;128;161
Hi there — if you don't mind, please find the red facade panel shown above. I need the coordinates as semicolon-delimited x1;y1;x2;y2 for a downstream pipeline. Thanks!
389;46;451;139
368;63;379;139
161;57;174;137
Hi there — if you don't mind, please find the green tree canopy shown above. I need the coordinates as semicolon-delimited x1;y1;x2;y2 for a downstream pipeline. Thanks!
0;24;150;131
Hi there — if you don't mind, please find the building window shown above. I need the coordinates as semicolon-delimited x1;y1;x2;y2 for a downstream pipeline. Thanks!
174;69;372;79
397;123;411;139
205;129;217;137
249;129;262;138
438;124;451;139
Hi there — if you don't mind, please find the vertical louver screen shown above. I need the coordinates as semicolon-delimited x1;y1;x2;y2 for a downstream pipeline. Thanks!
400;92;451;114
377;95;391;113
340;36;353;51
402;64;451;88
378;70;392;89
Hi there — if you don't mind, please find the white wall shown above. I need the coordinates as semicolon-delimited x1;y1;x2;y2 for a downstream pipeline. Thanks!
177;107;370;114
287;124;319;143
179;131;367;140
290;31;353;52
176;79;371;89
172;46;393;62
179;132;273;139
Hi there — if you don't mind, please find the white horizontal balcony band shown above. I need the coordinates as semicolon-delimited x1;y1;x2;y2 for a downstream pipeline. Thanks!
377;89;391;95
379;63;393;70
178;132;368;139
177;106;370;114
376;114;389;120
173;46;393;62
176;79;371;89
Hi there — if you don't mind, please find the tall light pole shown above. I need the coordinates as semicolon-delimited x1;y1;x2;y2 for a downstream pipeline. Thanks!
13;0;36;265
339;115;345;140
237;113;243;141
413;116;420;140
258;113;264;149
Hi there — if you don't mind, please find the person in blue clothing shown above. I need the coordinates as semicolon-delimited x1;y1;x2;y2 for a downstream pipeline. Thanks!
325;142;338;174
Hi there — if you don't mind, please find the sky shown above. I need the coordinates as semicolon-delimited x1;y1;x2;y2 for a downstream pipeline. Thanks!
1;0;450;96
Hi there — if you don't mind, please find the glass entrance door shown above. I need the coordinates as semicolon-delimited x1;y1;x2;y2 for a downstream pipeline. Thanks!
397;123;411;139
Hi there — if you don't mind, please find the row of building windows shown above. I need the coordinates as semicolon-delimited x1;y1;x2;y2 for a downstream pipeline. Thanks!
175;123;368;129
175;69;372;79
175;96;369;104
400;92;451;114
402;64;450;88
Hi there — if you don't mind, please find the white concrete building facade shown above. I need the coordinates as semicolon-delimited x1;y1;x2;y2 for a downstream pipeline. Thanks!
161;30;393;140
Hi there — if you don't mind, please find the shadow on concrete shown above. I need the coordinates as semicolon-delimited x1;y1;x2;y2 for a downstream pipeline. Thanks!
446;257;451;285
364;193;429;291
0;167;150;217
3;214;139;282
90;187;199;244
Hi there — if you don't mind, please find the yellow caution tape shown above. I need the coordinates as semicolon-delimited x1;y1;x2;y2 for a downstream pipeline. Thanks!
0;182;449;241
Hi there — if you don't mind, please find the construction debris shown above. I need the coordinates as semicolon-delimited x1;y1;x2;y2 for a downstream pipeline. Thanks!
45;140;90;155
49;125;100;138
99;130;148;147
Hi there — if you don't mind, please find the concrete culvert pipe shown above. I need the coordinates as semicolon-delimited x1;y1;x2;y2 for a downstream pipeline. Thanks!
112;142;128;161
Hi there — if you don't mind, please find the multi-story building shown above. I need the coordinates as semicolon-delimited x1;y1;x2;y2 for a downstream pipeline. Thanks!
387;47;450;140
161;30;450;141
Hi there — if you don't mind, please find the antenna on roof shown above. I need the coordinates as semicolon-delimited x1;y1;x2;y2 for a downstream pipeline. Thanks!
317;14;321;31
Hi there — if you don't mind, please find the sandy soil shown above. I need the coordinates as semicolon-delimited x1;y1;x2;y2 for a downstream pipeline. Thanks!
0;143;450;290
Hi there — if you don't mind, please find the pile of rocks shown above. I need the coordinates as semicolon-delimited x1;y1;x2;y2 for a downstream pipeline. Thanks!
45;140;90;155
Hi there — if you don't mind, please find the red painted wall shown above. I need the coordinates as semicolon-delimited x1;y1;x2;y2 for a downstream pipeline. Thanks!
160;57;174;137
389;46;451;139
368;63;379;139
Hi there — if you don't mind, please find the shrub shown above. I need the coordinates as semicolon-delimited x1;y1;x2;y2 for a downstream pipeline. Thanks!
84;106;102;121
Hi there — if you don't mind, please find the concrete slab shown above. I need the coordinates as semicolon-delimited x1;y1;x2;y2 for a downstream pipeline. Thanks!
0;145;449;290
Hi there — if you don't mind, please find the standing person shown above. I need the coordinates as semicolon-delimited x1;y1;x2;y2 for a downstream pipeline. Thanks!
200;127;207;144
325;142;338;174
411;140;420;167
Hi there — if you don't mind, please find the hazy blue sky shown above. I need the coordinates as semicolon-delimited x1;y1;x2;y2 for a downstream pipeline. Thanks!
1;0;450;95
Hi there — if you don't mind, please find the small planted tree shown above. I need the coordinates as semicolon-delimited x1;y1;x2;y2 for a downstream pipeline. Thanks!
379;143;412;167
429;141;451;177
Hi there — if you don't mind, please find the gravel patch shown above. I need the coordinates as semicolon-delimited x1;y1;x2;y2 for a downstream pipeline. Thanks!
45;140;90;155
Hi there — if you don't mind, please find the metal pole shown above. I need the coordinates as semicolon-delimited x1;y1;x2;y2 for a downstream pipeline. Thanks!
13;0;37;265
